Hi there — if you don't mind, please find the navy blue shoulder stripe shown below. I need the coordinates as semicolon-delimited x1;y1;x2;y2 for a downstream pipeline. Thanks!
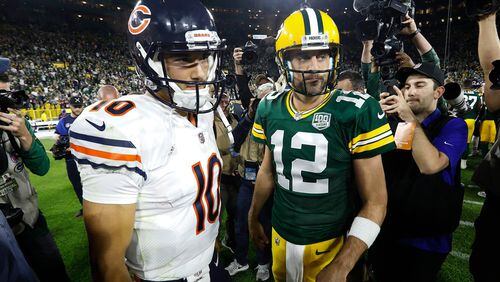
70;131;136;148
75;157;147;180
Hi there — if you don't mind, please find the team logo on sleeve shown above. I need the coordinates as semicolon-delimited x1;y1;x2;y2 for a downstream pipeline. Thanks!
128;5;152;35
312;112;331;131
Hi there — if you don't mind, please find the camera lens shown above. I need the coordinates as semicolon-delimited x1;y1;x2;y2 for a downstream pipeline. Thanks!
242;49;258;65
371;42;387;58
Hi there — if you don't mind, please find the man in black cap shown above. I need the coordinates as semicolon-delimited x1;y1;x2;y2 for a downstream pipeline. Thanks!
369;62;468;281
55;95;84;217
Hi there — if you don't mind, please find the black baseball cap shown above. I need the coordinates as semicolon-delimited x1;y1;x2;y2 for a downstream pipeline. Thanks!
70;96;84;106
395;62;445;86
0;57;10;75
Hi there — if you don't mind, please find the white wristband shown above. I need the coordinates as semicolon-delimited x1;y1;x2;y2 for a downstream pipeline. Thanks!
347;216;381;248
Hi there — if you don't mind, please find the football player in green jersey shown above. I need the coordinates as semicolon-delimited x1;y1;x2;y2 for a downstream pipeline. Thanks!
247;7;396;282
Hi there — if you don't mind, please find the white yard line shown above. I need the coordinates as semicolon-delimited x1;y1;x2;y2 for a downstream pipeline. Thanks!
460;220;474;227
450;251;470;260
463;200;484;206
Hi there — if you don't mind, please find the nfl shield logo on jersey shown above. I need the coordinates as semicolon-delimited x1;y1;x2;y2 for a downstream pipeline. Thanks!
312;113;331;131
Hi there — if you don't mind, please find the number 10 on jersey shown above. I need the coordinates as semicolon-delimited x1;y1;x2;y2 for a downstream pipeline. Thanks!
192;154;222;235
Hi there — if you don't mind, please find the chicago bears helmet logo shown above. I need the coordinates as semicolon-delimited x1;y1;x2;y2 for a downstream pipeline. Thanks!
128;5;152;35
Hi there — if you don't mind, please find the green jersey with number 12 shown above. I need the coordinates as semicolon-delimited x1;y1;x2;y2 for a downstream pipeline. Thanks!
252;89;395;245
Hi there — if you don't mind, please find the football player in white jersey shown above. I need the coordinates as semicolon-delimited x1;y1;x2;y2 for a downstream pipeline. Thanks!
68;0;229;281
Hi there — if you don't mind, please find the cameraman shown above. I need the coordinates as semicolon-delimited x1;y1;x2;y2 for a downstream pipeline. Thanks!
363;15;441;99
233;47;274;110
55;95;83;217
0;58;69;281
371;63;467;281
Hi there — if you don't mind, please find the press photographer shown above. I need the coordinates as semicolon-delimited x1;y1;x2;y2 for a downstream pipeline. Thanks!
370;63;467;281
54;95;84;217
0;57;69;281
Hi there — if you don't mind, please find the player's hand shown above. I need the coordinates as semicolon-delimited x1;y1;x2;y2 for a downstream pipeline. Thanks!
399;14;418;36
379;86;417;123
395;52;415;68
248;217;269;250
233;47;244;66
0;108;33;151
316;263;348;282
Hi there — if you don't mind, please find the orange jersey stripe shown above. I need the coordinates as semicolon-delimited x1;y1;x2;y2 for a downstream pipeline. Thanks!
70;143;142;163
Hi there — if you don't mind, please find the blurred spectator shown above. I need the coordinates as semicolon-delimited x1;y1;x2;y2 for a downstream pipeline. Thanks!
215;93;241;254
469;7;500;282
0;210;38;282
55;95;84;217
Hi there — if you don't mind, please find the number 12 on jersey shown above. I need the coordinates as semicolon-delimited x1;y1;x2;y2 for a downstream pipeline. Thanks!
192;154;222;235
271;130;329;194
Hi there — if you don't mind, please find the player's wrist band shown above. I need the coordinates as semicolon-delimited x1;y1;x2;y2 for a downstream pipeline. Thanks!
347;216;381;248
408;28;421;40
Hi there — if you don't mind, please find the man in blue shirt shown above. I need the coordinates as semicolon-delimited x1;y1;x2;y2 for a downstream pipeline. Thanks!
55;95;84;217
371;63;467;281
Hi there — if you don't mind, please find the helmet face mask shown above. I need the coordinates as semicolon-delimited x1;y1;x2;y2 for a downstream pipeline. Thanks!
277;45;340;96
127;0;226;114
275;7;341;96
139;42;226;114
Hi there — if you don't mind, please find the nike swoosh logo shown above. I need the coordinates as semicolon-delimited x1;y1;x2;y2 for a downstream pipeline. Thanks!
444;141;454;146
315;249;331;255
377;112;385;119
86;119;106;131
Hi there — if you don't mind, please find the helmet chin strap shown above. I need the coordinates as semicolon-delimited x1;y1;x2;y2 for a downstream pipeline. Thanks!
167;80;212;110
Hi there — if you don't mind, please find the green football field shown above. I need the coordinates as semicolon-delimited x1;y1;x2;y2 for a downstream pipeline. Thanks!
31;138;482;281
